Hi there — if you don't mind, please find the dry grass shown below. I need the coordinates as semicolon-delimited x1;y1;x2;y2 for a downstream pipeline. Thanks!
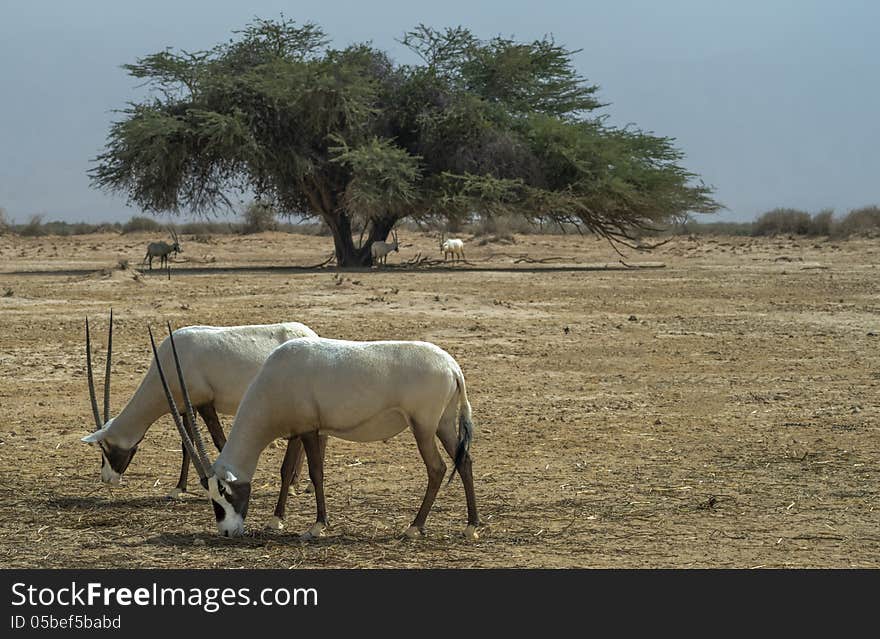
0;232;878;568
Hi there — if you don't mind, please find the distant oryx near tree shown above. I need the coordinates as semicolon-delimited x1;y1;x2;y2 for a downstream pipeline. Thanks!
370;229;399;266
81;313;324;530
152;330;480;541
143;228;182;271
440;233;465;262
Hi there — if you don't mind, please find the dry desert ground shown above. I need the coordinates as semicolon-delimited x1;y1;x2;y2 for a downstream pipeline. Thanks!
0;230;877;568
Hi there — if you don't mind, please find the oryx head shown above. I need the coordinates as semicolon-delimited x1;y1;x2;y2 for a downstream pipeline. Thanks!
149;324;250;537
80;311;138;485
169;228;182;254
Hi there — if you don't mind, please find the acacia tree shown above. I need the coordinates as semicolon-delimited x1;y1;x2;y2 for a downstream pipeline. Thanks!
91;17;720;266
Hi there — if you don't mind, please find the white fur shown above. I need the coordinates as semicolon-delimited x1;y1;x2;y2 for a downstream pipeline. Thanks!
101;461;122;485
371;230;399;265
266;516;284;530
441;238;465;262
84;322;317;482
205;337;475;538
300;521;326;541
209;476;244;537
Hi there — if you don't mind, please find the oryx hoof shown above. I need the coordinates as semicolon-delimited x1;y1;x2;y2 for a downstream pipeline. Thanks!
404;526;424;540
166;487;185;500
266;516;284;531
299;522;326;541
464;525;479;541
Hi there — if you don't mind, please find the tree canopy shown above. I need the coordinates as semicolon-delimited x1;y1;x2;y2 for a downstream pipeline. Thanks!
91;17;720;265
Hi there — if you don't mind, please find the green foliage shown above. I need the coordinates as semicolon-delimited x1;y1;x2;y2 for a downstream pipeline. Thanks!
91;17;722;264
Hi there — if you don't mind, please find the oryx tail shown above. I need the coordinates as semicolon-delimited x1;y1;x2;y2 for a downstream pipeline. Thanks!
448;369;473;485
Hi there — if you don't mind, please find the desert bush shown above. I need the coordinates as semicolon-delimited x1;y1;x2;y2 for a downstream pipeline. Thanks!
807;209;834;236
18;214;46;237
121;216;163;233
674;221;753;236
178;220;238;235
241;201;277;234
0;207;9;234
836;206;880;236
752;208;811;236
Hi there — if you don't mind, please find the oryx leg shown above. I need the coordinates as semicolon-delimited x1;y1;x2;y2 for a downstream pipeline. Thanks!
300;431;328;540
268;437;305;530
169;446;190;499
197;404;226;450
437;417;480;540
169;410;199;498
405;421;447;539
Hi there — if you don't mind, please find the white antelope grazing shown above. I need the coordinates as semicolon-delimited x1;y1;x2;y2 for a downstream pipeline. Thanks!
370;229;399;266
143;228;181;271
81;315;321;529
440;235;465;262
152;331;480;541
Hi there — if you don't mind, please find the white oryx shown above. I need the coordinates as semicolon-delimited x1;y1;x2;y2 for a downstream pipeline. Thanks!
440;234;465;262
81;314;320;529
143;229;181;271
151;331;480;541
370;230;399;266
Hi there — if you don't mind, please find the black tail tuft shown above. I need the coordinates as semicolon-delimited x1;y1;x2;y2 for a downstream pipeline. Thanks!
447;413;473;485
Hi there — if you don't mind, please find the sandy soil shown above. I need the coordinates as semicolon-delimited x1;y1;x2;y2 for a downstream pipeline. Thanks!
0;230;877;568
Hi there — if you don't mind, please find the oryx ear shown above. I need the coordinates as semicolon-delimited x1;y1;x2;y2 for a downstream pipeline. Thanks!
224;470;238;483
81;430;107;444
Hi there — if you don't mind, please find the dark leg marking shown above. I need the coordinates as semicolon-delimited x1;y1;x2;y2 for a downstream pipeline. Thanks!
409;426;447;535
438;427;480;528
273;437;305;521
175;446;190;494
197;403;226;450
301;431;328;535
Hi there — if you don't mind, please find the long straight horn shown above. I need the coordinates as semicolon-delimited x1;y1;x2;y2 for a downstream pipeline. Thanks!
85;318;103;431
103;309;113;423
148;326;209;483
166;322;214;474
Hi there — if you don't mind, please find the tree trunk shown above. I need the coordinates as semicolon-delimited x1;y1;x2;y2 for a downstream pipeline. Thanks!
324;212;398;268
326;213;368;267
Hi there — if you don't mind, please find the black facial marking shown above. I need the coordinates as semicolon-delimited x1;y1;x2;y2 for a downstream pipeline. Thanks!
101;441;138;475
211;499;225;522
212;481;252;522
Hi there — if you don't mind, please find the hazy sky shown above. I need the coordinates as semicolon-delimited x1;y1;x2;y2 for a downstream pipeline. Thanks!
1;1;877;223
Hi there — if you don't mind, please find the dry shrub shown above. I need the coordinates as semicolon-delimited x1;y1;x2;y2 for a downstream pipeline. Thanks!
121;216;163;234
752;208;811;236
19;214;46;237
836;206;880;236
808;209;834;236
241;201;277;234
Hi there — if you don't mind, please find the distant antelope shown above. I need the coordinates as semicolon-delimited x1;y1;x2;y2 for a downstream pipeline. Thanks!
152;331;480;541
371;230;399;266
81;314;323;530
440;233;465;262
143;228;181;271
